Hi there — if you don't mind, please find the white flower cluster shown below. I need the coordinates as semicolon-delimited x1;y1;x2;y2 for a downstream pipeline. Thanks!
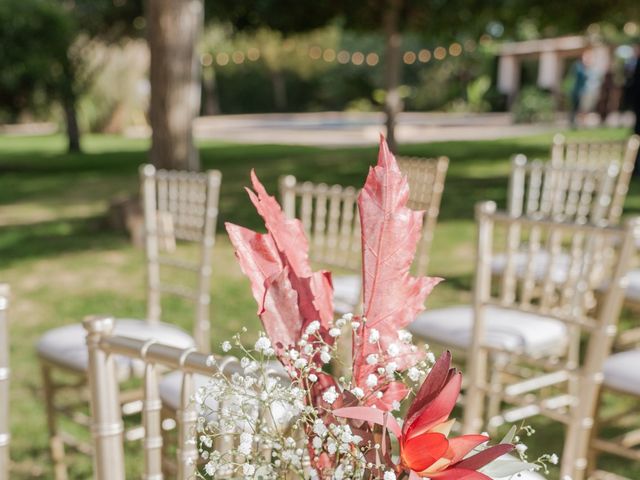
196;315;439;480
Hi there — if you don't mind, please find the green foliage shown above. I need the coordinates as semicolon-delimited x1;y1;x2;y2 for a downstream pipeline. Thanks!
0;0;75;121
512;87;555;124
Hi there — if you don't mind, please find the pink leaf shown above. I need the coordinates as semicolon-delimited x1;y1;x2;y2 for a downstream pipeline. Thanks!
225;223;281;314
260;268;305;361
353;135;441;403
245;171;334;328
333;406;402;439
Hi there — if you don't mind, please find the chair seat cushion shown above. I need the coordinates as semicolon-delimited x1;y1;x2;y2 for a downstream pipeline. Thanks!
332;274;361;314
491;250;571;284
408;305;568;356
602;349;640;396
623;269;640;303
37;319;195;377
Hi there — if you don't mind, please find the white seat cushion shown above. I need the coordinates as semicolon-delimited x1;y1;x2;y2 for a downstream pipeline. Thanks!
491;251;571;284
159;370;212;411
408;305;568;356
623;269;640;302
602;349;640;396
332;274;361;314
37;319;195;377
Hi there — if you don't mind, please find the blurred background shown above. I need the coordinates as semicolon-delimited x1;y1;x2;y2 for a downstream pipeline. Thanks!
1;0;640;478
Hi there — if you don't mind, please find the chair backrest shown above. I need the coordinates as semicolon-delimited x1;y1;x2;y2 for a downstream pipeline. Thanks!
280;176;361;272
140;165;222;353
0;284;9;480
468;202;639;478
507;154;621;225
279;156;449;276
475;200;637;345
84;315;247;480
397;155;449;276
550;134;640;223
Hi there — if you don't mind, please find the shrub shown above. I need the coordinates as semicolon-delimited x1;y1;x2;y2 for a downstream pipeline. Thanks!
512;87;555;123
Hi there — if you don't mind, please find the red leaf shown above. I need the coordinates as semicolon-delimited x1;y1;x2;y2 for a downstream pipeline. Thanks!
405;372;462;439
353;136;441;401
453;443;515;471
406;351;455;425
444;435;490;464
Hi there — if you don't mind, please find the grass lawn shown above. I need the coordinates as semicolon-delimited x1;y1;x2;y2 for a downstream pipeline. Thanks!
0;128;638;479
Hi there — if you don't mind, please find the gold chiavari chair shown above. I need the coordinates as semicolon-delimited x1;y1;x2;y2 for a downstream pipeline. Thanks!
83;315;288;480
551;135;640;314
491;156;623;288
587;323;640;478
279;155;448;314
550;135;639;224
459;202;638;480
0;284;10;479
36;165;221;479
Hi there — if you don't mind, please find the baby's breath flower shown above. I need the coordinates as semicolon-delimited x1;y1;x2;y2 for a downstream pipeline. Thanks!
305;320;320;335
408;366;421;382
366;353;378;365
322;386;338;405
368;328;380;343
329;327;341;337
366;374;378;388
254;336;272;354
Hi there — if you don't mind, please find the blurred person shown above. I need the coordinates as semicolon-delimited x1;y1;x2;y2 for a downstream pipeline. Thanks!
631;43;640;136
629;43;640;175
569;50;593;128
596;69;617;124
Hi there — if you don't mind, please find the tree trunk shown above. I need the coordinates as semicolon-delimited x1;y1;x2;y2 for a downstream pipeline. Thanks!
382;0;403;153
147;0;203;171
202;67;220;116
271;70;287;111
63;94;81;153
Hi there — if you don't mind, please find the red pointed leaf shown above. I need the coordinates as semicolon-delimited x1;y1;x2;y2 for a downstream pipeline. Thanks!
406;372;462;439
444;435;490;464
406;351;454;426
454;443;515;471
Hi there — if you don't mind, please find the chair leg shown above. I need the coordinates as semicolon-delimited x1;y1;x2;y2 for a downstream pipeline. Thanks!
485;353;507;434
586;388;604;478
41;363;68;480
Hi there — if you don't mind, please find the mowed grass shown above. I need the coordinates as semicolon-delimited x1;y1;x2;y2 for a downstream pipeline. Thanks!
0;128;638;479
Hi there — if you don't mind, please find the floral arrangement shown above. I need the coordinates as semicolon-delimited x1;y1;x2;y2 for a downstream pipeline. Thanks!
196;137;547;479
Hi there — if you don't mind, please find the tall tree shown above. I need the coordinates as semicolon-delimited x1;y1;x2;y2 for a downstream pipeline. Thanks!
147;0;203;170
